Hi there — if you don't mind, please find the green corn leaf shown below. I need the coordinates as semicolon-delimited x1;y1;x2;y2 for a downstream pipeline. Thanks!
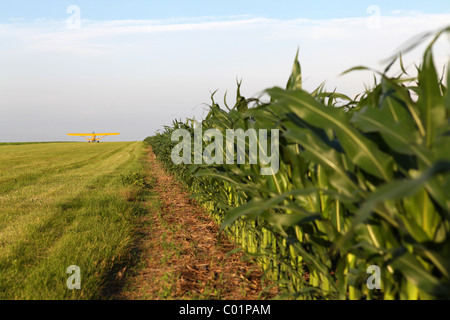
389;252;450;298
379;79;418;130
220;188;317;230
286;48;302;91
283;126;363;197
335;161;450;252
342;65;427;137
424;173;450;215
412;244;450;279
267;87;394;181
290;241;337;291
351;105;432;166
417;47;447;149
446;62;450;111
261;210;321;236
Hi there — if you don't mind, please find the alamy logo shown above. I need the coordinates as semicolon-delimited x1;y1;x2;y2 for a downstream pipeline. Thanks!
66;5;81;30
66;265;81;290
366;265;381;289
366;5;381;30
171;122;280;175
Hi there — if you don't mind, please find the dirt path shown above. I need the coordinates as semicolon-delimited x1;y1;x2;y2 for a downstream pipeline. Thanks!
109;147;276;300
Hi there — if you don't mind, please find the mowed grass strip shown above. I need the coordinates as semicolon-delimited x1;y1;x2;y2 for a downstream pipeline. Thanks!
0;142;146;299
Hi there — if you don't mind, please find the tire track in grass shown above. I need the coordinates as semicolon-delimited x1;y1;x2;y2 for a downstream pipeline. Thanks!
0;142;134;233
0;142;143;298
108;147;277;300
0;142;131;194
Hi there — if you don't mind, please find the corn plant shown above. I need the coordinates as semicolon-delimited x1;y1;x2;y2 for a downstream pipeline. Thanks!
146;27;450;299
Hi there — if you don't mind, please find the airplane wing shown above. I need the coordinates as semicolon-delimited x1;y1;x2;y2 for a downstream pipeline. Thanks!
67;133;95;136
92;133;120;136
67;133;120;136
95;133;120;140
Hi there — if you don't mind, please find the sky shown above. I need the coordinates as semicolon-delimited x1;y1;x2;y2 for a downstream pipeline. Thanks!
0;1;449;142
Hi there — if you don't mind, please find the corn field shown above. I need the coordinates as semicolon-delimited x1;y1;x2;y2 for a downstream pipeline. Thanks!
146;27;450;299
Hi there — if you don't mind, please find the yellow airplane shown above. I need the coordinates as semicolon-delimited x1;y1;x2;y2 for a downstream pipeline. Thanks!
67;131;120;142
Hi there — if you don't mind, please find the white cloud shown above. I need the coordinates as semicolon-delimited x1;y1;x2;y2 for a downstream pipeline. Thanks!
2;13;449;58
0;13;449;141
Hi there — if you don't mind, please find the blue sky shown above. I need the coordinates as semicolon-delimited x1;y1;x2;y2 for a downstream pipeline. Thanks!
0;1;449;142
1;0;449;21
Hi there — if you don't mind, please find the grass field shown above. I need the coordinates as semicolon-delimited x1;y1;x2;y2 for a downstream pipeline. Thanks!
0;141;146;299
